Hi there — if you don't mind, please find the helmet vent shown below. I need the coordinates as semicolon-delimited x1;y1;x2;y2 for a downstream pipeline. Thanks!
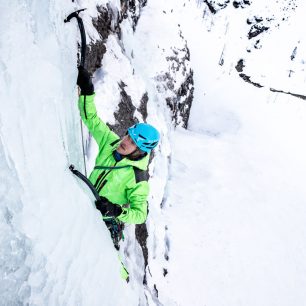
127;123;160;153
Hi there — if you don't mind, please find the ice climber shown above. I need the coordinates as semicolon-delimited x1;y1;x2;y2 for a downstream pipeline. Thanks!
76;66;160;248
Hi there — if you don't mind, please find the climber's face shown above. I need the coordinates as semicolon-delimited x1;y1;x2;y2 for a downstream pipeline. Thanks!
117;135;138;155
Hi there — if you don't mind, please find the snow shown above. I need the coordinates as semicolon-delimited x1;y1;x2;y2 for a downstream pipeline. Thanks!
1;0;306;305
162;120;306;305
126;0;306;305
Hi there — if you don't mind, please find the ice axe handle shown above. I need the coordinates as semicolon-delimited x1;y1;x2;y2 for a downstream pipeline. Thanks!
64;8;87;68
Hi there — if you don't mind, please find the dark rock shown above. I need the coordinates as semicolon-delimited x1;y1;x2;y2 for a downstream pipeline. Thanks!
203;0;217;14
291;46;297;60
164;233;170;261
86;1;148;72
254;40;262;49
270;88;306;100
137;92;149;121
85;41;106;74
165;70;194;128
233;0;252;9
203;0;230;14
155;39;194;128
108;81;138;137
122;0;148;31
153;284;159;297
177;72;194;128
135;223;149;273
254;16;264;23
93;6;118;40
248;24;269;39
235;59;245;72
233;1;239;8
85;5;120;73
239;73;263;88
163;268;168;277
246;16;273;40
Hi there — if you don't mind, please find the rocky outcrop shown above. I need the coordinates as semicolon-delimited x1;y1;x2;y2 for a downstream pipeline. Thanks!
80;1;197;292
234;58;262;87
86;1;148;73
233;0;251;9
86;3;194;130
247;16;270;39
235;59;306;100
122;0;148;31
203;0;251;14
107;82;138;137
164;71;194;128
155;32;194;128
203;0;230;14
270;88;306;101
203;1;302;101
86;5;120;74
135;223;149;284
238;73;263;88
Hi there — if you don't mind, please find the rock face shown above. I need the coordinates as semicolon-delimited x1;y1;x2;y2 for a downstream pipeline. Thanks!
155;33;194;128
122;0;148;31
203;0;304;100
84;1;195;132
108;81;138;137
85;1;147;73
203;0;231;14
81;1;194;287
85;5;116;74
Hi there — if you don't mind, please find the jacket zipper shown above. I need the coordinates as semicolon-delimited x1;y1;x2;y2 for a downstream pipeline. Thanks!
94;162;132;193
97;179;108;194
95;162;117;192
94;170;105;188
84;95;87;119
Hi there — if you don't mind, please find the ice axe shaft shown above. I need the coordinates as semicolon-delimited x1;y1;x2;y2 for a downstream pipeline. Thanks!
65;9;88;176
64;8;87;68
69;165;102;202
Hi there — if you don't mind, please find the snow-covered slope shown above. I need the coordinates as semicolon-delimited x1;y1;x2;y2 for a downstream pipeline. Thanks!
127;0;306;305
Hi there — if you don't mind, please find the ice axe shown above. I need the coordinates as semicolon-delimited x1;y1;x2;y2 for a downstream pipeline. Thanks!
64;8;88;176
64;8;87;68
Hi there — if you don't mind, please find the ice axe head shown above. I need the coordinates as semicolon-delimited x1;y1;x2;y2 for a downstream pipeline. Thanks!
64;8;86;23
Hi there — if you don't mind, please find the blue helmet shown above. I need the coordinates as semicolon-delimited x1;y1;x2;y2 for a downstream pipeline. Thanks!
128;123;160;153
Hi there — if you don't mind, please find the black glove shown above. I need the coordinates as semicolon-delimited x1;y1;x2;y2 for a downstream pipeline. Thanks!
77;66;94;95
95;199;123;218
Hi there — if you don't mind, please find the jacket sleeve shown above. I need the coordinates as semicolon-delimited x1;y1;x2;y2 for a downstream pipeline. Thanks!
117;181;149;224
78;94;118;148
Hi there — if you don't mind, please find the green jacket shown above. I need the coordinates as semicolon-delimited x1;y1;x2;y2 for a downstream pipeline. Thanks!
78;94;149;224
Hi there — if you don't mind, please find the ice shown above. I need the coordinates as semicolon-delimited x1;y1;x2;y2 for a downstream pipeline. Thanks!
0;1;138;305
0;138;32;305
